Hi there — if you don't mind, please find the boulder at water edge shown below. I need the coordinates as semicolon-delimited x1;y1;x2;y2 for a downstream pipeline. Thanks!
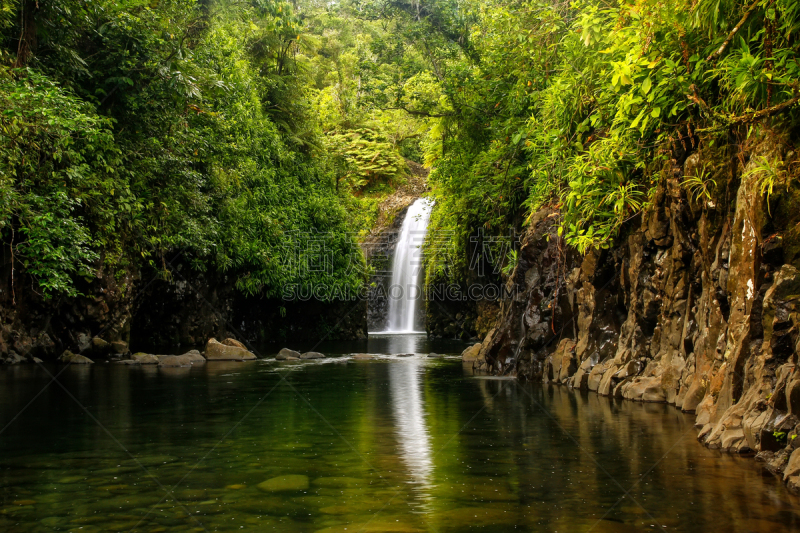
205;338;256;361
276;348;301;360
182;349;206;363
300;352;325;360
0;351;25;365
158;354;195;367
461;343;482;362
110;340;129;356
257;475;309;492
131;353;159;364
58;350;94;364
91;337;111;357
222;338;247;349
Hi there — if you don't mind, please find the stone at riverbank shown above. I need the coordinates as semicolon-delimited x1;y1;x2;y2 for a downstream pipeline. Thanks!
58;350;94;364
205;338;256;361
300;352;325;360
0;351;26;364
91;337;111;357
110;341;129;356
182;350;206;363
277;348;301;360
461;343;482;362
158;354;194;367
158;350;206;367
131;353;159;364
222;338;247;349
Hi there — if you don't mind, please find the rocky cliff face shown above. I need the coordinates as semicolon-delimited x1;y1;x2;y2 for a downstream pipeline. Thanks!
472;125;800;492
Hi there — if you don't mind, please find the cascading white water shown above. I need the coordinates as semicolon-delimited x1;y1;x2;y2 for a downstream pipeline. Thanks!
385;198;434;333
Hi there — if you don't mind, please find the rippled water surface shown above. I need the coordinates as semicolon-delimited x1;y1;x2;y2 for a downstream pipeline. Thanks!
1;336;798;532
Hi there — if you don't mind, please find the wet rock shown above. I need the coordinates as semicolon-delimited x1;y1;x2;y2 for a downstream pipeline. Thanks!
784;448;800;482
110;340;128;356
621;376;665;402
222;338;247;349
300;351;325;360
276;348;301;360
92;337;110;356
158;354;194;367
256;475;309;492
182;349;206;363
571;357;594;390
556;339;578;383
76;333;92;353
461;343;482;362
205;338;256;361
58;350;94;364
720;428;747;451
0;350;25;364
587;360;613;391
757;449;790;475
131;353;159;364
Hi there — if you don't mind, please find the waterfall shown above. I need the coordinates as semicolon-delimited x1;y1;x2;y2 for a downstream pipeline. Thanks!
385;197;434;333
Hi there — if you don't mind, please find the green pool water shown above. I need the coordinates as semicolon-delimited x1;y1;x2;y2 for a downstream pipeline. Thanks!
0;336;798;532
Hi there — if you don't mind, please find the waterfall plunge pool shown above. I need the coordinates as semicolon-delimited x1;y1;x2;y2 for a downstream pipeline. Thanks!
1;343;799;532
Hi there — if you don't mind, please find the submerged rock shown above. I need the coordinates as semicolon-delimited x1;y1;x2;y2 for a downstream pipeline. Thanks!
256;475;309;492
58;350;94;364
300;351;325;360
205;338;256;361
312;477;365;488
277;348;301;360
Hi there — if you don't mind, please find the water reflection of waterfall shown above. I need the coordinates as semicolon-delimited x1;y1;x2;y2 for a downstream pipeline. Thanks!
385;198;434;333
389;361;434;505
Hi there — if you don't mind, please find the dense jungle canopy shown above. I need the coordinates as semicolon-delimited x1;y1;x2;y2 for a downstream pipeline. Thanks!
1;0;798;300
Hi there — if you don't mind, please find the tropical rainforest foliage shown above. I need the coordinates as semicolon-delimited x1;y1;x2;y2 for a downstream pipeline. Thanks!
2;0;799;300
